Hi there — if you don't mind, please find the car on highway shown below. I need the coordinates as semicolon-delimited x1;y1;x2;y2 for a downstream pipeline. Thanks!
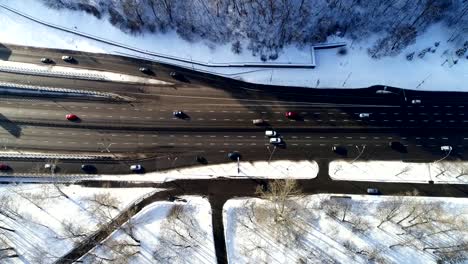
359;113;370;118
61;55;74;62
170;71;187;82
265;130;277;137
139;67;152;74
411;99;421;104
332;145;347;155
81;164;96;173
441;145;452;151
389;141;407;153
285;111;299;119
130;164;143;172
0;163;9;171
40;57;53;64
66;114;78;121
367;188;380;195
252;119;265;125
173;110;185;118
269;137;283;145
228;152;241;160
44;163;57;173
196;156;208;165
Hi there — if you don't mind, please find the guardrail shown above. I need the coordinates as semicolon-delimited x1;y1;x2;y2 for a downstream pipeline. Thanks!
0;4;349;69
0;151;115;160
0;64;106;81
0;81;119;99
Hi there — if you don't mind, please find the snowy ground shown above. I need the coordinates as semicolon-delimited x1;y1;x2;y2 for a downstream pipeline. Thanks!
79;196;216;264
330;160;468;184
0;184;156;263
0;1;466;91
97;160;318;182
224;194;468;264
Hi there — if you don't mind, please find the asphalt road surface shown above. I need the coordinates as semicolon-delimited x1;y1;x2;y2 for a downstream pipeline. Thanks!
1;44;468;175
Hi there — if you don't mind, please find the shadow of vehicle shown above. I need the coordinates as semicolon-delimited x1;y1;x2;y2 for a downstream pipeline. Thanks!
0;113;22;138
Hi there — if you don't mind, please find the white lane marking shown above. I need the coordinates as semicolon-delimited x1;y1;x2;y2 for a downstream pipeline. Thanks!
250;143;256;145
319;144;326;146
250;136;256;138
416;144;422;147
292;143;298;146
401;137;407;140
183;135;189;137
330;119;336;122
375;144;381;147
210;119;217;121
360;137;366;139
236;119;244;121
373;137;380;139
305;136;311;139
415;137;421;139
292;136;298;139
237;136;243;138
387;137;393;139
169;135;175;137
152;135;158;137
332;137;338;139
224;119;231;121
383;120;389;122
224;136;230;138
346;137;352;139
449;120;455;122
209;110;214;113
319;136;326;139
210;135;216;138
343;119;349;122
442;137;449;140
429;137;435;140
277;119;283;122
196;135;202;138
446;113;453;115
197;118;204;120
458;105;464;108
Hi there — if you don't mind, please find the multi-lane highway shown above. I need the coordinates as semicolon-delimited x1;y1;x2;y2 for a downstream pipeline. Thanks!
1;43;468;175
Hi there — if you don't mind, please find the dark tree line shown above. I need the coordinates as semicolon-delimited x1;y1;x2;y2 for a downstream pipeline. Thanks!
42;0;468;60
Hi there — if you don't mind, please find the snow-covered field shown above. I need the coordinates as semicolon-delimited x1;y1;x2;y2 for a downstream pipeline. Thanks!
224;194;468;264
330;160;468;184
0;184;156;263
79;196;216;264
0;0;466;91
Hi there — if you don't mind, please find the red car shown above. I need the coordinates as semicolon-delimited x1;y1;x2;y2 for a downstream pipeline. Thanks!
0;163;9;171
66;114;78;121
285;111;299;119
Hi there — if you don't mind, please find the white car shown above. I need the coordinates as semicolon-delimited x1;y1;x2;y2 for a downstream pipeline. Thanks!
252;119;264;125
61;55;73;62
130;164;142;172
359;113;370;118
440;146;452;151
411;99;421;104
269;137;282;144
265;130;277;137
44;163;56;173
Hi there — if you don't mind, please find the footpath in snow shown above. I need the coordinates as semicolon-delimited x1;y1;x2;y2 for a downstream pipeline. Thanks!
0;1;466;91
330;160;468;184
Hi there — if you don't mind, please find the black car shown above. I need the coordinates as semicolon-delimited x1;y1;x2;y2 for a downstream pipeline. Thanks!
40;57;53;64
228;152;241;161
196;156;208;165
81;164;96;173
139;67;152;74
332;145;348;156
389;141;407;153
170;71;187;82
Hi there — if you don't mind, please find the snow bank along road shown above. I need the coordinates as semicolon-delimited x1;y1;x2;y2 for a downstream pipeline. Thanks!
2;44;468;176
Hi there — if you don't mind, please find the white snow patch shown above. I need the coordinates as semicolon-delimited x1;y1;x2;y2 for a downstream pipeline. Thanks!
97;160;318;182
330;160;468;184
